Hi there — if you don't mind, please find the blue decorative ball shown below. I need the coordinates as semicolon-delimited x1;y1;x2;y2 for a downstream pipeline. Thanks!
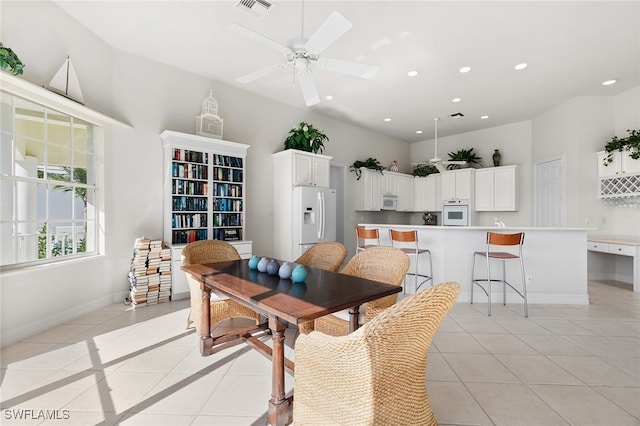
267;259;280;275
278;262;293;279
257;257;269;273
291;264;308;283
248;255;260;270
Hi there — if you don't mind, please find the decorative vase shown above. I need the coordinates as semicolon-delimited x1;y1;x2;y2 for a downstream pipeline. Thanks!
248;255;260;270
389;160;399;172
267;259;280;275
257;257;269;273
278;262;293;279
493;149;501;167
291;264;308;283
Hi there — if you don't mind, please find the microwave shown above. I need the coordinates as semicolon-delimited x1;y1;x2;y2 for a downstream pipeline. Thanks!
443;204;470;226
381;194;398;210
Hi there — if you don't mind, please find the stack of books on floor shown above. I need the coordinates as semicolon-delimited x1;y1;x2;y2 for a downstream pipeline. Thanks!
127;237;172;307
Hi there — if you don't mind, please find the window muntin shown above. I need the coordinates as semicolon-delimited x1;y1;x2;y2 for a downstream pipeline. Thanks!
1;93;98;267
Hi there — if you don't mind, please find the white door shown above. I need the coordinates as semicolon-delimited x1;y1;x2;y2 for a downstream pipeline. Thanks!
535;156;564;227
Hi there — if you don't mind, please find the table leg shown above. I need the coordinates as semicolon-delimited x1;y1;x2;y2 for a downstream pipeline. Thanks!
268;316;291;426
199;284;213;356
348;305;361;333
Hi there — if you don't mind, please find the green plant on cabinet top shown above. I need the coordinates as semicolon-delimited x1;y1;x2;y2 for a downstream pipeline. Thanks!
603;129;640;166
447;148;482;169
412;163;438;177
283;122;328;154
0;43;24;76
350;157;385;180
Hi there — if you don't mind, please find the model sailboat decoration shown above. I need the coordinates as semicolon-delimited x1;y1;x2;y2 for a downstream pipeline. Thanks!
45;56;84;104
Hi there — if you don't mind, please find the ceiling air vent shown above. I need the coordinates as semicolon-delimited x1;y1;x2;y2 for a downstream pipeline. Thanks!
236;0;272;18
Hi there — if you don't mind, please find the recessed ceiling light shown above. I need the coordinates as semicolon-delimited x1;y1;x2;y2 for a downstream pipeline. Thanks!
459;66;471;73
325;95;334;100
384;118;391;122
481;115;489;120
514;63;528;70
602;79;617;86
407;70;419;77
452;97;461;103
416;130;423;134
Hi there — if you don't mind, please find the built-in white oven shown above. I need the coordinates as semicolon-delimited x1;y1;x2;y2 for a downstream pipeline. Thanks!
442;204;470;226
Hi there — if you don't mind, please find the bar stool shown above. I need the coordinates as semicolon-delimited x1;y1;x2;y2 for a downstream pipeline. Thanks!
389;229;433;294
355;227;380;253
471;232;528;317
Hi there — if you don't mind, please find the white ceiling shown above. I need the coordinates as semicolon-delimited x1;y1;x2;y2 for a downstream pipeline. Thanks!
53;1;640;142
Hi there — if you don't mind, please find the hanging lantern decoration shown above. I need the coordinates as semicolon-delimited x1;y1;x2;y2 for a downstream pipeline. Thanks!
196;91;223;139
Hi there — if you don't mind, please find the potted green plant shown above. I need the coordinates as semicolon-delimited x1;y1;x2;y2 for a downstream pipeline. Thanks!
349;157;385;180
603;129;640;166
411;163;438;177
283;121;328;154
447;148;482;169
0;43;24;76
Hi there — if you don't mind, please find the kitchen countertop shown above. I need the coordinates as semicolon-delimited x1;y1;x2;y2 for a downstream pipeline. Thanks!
358;224;598;231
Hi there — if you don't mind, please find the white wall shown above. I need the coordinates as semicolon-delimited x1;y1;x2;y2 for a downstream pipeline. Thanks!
532;89;640;239
410;120;533;226
0;1;409;346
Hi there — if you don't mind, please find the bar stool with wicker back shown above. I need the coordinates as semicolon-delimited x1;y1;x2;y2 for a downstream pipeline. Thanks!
389;229;433;294
471;231;528;317
355;227;380;253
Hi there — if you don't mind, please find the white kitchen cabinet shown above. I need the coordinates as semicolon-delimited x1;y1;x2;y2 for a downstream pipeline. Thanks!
474;165;518;211
441;168;474;201
381;171;399;195
396;174;414;211
274;149;331;187
597;150;640;178
353;168;382;211
413;174;441;212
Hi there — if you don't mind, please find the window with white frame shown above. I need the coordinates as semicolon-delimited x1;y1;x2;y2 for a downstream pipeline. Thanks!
1;92;99;267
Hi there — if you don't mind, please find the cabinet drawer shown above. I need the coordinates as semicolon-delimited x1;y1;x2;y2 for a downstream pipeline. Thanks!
608;244;635;256
587;242;609;253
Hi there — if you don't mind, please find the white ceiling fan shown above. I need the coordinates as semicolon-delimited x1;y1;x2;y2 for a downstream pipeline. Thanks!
430;117;468;172
226;2;378;106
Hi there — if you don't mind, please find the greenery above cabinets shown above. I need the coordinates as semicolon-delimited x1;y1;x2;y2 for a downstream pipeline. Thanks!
412;163;438;177
603;129;640;166
283;122;328;154
350;157;385;180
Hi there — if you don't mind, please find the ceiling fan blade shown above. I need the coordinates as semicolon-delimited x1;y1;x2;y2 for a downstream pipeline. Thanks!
442;161;467;165
316;57;378;79
226;23;292;57
305;11;352;54
298;69;320;106
236;62;288;84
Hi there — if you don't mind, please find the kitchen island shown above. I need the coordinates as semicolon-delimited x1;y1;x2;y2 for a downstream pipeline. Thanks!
359;224;593;305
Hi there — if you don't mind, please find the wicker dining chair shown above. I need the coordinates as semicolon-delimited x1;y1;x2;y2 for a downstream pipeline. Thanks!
300;246;410;336
182;240;261;333
295;242;348;334
294;281;461;426
295;241;348;272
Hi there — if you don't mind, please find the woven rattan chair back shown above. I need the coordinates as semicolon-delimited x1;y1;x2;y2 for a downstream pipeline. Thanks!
304;246;410;336
182;240;260;333
295;241;348;272
294;281;461;426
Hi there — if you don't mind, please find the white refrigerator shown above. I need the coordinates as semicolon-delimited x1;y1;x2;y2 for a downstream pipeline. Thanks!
293;186;337;259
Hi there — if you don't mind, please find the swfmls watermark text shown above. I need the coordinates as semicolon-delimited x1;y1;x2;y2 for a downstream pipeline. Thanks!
3;409;71;421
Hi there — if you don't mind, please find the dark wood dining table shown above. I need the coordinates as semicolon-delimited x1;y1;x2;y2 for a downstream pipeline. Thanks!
182;258;402;426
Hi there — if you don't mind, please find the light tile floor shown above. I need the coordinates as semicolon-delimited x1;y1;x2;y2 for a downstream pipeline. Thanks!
1;280;639;425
